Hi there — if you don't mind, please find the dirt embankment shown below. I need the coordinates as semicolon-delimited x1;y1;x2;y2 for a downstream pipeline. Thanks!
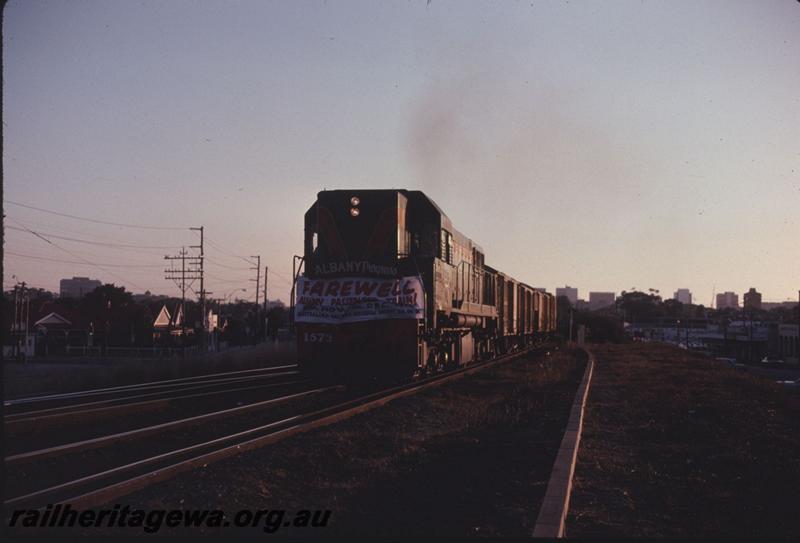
568;343;800;538
83;347;585;536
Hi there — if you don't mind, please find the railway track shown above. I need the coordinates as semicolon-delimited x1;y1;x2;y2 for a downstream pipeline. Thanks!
4;365;301;431
4;346;546;513
5;364;300;411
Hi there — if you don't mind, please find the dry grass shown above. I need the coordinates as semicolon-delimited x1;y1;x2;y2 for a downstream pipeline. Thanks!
567;342;800;538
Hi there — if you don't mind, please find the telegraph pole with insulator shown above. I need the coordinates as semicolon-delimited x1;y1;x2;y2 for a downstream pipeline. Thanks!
264;266;269;341
190;226;205;351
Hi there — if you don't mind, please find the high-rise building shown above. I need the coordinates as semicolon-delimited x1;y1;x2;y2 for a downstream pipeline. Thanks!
555;285;578;306
589;292;616;311
743;288;762;311
674;288;692;305
716;291;739;310
60;277;102;298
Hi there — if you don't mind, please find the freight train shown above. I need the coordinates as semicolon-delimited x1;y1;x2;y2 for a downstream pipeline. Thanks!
293;189;556;380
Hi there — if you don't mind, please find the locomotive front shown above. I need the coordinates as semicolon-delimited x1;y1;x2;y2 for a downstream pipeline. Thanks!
295;190;424;380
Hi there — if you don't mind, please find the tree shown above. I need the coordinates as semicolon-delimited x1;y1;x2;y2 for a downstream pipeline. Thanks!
79;284;137;348
662;299;684;318
616;290;663;321
573;312;627;343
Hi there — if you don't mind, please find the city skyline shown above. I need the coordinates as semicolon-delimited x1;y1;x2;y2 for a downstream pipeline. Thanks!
4;1;799;304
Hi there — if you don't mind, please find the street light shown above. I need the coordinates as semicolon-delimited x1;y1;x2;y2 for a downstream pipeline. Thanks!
224;288;247;304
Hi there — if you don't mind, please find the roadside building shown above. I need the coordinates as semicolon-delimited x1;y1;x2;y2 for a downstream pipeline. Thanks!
59;277;101;298
555;286;578;306
589;292;616;311
153;303;189;345
716;291;739;310
743;288;762;311
674;288;692;305
30;303;92;356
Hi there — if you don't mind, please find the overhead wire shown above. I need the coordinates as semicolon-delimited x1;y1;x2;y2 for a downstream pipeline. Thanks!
6;251;164;268
7;217;147;290
7;203;292;298
203;236;257;266
6;200;190;230
6;226;182;249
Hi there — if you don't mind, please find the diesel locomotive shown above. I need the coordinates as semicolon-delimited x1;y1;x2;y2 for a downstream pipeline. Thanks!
293;189;556;380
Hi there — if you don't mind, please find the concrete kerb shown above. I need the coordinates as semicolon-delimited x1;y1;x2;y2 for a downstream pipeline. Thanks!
532;348;595;538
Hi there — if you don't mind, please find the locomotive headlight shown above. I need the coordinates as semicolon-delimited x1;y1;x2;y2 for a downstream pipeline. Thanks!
350;196;360;206
350;207;360;217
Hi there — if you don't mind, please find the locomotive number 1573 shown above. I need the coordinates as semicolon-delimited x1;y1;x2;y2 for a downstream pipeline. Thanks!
303;332;333;343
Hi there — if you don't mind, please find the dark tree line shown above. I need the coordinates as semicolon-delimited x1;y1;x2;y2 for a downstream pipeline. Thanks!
2;284;291;349
557;290;798;345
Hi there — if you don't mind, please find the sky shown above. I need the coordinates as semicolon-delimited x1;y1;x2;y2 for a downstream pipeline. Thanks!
3;0;799;306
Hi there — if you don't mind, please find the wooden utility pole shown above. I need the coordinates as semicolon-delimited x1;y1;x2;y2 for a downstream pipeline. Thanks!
250;255;261;343
190;226;205;351
264;266;269;341
165;247;202;357
264;266;269;313
250;256;261;306
12;282;29;359
12;284;19;357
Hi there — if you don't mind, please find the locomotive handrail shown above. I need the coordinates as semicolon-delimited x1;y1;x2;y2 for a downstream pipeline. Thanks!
289;255;305;333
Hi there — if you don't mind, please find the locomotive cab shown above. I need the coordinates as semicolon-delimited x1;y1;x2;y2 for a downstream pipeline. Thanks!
294;189;556;382
296;190;427;381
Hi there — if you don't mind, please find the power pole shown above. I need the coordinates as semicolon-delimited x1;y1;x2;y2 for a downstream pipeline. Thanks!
24;283;30;360
165;247;202;357
264;266;269;313
250;256;261;306
12;282;29;360
249;255;261;343
190;226;205;351
11;285;19;356
12;284;19;357
264;266;269;341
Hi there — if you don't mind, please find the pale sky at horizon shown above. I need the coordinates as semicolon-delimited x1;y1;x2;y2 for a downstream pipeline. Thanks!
3;0;799;305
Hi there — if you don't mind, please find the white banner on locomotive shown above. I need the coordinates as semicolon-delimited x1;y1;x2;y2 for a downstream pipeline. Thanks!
294;276;424;324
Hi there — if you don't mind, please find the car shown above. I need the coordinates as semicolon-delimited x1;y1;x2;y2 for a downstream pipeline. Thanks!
761;356;785;366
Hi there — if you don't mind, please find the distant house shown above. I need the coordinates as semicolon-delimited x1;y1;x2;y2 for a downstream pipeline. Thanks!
153;303;219;349
153;305;172;329
31;305;91;356
152;303;191;344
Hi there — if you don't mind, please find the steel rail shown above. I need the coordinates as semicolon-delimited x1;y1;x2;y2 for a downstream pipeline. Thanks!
4;378;307;433
5;386;340;466
3;371;299;423
5;371;300;422
3;346;542;511
4;364;299;407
